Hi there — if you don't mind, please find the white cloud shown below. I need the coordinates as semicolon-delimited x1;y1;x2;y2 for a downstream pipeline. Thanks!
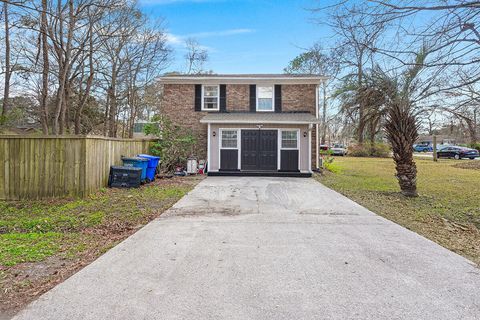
165;33;183;45
166;28;253;43
188;28;254;38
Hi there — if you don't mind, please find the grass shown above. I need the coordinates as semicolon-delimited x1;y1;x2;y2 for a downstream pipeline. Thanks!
315;157;480;265
0;183;195;267
0;233;64;267
0;176;203;314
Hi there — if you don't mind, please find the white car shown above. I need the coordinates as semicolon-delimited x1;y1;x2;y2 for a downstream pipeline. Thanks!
330;144;348;156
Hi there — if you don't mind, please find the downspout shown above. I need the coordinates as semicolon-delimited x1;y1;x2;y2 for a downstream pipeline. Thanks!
207;123;211;172
315;84;319;170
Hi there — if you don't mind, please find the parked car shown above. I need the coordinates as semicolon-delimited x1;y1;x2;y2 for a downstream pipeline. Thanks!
437;146;479;160
330;144;347;156
413;142;433;152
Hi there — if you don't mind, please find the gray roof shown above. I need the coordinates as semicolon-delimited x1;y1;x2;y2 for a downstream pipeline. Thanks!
159;74;328;85
199;112;321;124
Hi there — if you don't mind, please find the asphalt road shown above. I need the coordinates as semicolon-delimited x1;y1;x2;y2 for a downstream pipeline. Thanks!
414;152;480;160
13;177;480;320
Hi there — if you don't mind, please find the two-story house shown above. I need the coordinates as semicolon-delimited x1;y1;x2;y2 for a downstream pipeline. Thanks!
159;74;326;177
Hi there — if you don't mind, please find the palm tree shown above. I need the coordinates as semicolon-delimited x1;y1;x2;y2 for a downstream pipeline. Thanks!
372;50;427;197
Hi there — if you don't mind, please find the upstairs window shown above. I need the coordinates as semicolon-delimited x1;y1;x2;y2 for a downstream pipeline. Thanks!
257;86;274;111
202;85;219;111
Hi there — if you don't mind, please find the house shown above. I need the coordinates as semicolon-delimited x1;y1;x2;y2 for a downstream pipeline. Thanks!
159;74;326;176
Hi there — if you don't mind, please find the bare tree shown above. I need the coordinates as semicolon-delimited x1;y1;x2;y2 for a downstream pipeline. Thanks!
39;0;50;134
1;0;11;122
322;3;387;143
184;38;208;74
284;43;340;144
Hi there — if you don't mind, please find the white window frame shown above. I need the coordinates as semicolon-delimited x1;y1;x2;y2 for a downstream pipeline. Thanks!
256;85;275;112
201;85;220;111
280;129;299;150
220;129;239;150
218;128;241;170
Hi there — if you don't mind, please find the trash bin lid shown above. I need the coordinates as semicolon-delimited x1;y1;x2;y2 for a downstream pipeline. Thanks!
137;154;161;160
111;166;143;171
121;156;148;162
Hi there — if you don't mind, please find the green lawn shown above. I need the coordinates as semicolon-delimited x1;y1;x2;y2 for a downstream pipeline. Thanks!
0;176;202;314
0;181;196;267
316;157;480;264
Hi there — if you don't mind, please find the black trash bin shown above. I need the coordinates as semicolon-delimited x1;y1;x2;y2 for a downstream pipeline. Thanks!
108;166;143;188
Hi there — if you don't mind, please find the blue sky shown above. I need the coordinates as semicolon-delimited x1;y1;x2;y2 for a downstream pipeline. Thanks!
140;0;332;74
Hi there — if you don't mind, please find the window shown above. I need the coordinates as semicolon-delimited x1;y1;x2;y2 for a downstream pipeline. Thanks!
281;130;298;149
257;86;274;111
202;85;219;111
221;130;238;149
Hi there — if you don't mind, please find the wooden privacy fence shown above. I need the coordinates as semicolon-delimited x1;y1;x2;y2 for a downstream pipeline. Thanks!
0;136;152;200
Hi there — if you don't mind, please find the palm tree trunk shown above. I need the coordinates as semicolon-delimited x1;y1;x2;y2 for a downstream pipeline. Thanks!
385;103;419;197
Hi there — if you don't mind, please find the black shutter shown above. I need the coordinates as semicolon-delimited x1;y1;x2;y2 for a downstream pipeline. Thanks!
249;85;256;112
274;85;282;113
220;84;227;112
194;84;202;111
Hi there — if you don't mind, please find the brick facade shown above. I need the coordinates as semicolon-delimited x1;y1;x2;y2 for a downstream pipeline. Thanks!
160;82;318;167
282;84;317;114
161;84;208;159
226;85;250;112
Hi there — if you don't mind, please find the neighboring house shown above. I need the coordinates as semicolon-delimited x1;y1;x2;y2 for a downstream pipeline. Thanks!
132;120;157;138
159;74;326;176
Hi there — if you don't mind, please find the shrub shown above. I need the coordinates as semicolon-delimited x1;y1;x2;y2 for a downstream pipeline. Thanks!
370;143;391;157
469;143;480;152
144;115;197;172
348;143;390;158
320;149;340;173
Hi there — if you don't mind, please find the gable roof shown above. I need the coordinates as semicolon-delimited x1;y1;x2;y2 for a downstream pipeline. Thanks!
159;74;327;85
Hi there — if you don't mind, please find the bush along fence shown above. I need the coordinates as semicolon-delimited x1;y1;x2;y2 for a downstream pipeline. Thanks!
0;136;151;200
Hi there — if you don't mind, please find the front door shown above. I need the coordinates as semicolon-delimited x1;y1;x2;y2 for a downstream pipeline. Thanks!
241;130;277;171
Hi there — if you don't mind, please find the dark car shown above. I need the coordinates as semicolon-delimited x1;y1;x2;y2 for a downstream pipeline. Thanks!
437;146;479;160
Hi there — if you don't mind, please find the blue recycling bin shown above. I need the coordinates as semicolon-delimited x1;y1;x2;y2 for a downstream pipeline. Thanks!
121;157;148;182
137;154;161;181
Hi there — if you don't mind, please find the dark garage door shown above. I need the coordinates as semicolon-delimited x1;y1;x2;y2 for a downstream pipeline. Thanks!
241;130;277;171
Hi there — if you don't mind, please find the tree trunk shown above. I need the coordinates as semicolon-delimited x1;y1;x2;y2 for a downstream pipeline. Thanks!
53;0;74;135
74;16;94;135
385;102;419;197
108;84;117;137
103;94;110;136
40;0;49;134
321;84;327;144
2;1;11;122
357;58;365;144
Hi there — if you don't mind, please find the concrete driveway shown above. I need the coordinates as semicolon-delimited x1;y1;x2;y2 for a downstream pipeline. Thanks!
13;177;480;320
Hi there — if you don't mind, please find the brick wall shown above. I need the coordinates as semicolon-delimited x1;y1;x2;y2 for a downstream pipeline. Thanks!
226;84;250;111
161;84;208;159
282;84;317;114
160;83;319;163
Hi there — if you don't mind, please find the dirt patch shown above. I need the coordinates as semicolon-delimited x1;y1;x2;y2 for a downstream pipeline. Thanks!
453;161;480;170
0;175;203;318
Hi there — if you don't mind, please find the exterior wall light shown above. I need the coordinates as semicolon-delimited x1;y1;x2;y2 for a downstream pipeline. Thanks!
303;131;307;138
213;131;216;137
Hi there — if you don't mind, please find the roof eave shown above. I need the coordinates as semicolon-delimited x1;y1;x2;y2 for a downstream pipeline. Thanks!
199;119;321;124
160;76;328;85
